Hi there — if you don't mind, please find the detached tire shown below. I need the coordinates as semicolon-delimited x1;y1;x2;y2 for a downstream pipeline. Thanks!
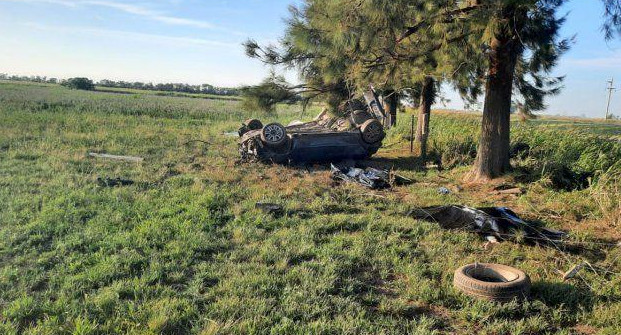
360;119;385;144
260;123;288;147
453;263;531;302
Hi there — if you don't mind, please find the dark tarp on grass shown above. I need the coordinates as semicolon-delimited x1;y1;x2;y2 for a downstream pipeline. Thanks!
408;205;566;244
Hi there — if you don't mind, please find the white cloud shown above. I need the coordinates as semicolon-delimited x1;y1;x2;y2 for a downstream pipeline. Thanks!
23;22;238;48
83;0;217;29
1;0;219;30
150;15;215;29
564;51;621;69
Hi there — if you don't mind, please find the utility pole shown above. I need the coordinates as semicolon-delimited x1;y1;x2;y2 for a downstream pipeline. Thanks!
605;78;616;120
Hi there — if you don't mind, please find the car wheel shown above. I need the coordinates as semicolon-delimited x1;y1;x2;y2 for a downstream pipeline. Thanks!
350;110;373;126
260;123;288;147
360;119;385;144
453;263;531;302
244;119;263;130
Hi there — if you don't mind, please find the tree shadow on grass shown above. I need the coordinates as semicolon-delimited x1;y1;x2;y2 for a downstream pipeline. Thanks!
361;155;429;172
326;259;453;331
520;216;616;262
531;281;595;314
284;155;428;174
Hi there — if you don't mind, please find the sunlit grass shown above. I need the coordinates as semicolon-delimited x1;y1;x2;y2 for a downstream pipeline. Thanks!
0;82;619;334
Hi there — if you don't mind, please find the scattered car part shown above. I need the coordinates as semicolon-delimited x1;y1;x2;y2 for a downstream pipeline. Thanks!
331;164;413;189
245;119;263;130
239;88;388;164
561;262;587;281
496;188;523;195
493;184;524;195
485;235;500;244
331;164;391;189
408;205;566;244
437;187;451;195
238;119;264;136
88;152;144;163
453;263;531;302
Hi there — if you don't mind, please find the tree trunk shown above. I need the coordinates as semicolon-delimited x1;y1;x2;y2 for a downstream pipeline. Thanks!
415;76;434;159
388;91;399;127
384;90;399;127
473;32;520;179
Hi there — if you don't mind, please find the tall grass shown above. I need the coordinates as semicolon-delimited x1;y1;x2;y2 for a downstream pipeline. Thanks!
391;110;621;187
590;162;621;225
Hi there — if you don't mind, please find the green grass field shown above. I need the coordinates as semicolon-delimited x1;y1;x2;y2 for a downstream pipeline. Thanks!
93;86;243;102
1;82;620;334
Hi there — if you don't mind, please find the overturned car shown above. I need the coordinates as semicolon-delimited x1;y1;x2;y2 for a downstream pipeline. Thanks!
238;89;390;164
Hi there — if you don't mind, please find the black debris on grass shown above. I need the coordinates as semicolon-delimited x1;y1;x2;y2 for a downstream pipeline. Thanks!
408;205;567;245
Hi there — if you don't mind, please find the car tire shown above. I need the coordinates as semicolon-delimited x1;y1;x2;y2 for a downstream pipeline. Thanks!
360;119;385;144
244;119;263;130
260;123;288;147
350;110;374;126
453;263;531;302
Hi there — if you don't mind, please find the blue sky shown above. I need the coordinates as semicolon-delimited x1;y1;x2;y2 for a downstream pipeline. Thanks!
0;0;619;117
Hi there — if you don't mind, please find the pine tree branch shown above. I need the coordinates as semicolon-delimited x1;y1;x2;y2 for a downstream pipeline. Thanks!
369;32;472;70
397;4;482;44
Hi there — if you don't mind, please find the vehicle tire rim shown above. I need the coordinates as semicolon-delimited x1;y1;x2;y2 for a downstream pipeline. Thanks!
263;124;285;143
364;122;383;143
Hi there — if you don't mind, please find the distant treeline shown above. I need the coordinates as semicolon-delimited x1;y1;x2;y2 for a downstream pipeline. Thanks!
0;74;61;84
0;73;240;96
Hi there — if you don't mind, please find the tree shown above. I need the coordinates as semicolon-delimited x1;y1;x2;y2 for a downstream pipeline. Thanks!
247;0;620;175
240;72;299;113
415;76;437;158
603;0;621;39
457;2;561;178
391;0;620;179
61;77;95;90
274;1;482;158
313;0;570;178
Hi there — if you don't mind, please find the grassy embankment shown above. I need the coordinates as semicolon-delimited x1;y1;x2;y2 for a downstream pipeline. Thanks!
1;82;620;334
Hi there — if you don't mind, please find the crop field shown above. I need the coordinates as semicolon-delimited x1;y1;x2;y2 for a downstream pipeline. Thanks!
93;86;243;102
1;82;620;334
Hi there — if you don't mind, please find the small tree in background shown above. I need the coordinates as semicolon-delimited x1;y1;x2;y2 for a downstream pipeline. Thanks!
240;73;299;114
61;77;95;91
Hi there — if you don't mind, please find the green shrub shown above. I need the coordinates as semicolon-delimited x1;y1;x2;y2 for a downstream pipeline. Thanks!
61;77;95;91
